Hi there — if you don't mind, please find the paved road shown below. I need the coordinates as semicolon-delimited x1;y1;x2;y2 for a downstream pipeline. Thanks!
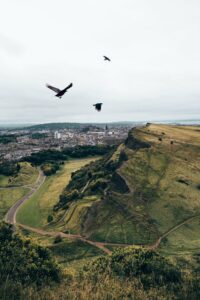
6;167;199;254
5;170;46;224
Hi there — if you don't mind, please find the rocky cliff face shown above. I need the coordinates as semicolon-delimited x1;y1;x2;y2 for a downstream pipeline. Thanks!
125;130;151;150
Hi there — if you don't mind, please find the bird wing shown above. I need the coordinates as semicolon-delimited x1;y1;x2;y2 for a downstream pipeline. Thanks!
103;56;110;61
46;84;61;93
64;82;73;91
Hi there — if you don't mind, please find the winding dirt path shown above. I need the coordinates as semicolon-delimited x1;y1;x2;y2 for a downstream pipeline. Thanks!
5;166;200;255
19;211;200;254
149;214;200;250
17;223;112;254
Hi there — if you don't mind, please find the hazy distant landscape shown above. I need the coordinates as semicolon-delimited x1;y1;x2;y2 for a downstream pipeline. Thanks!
0;118;200;129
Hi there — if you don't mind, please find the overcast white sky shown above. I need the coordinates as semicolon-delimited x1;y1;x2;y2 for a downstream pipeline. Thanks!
0;0;200;123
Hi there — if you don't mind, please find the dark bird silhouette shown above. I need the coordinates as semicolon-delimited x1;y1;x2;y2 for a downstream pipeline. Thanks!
103;55;111;62
93;103;103;111
46;83;73;98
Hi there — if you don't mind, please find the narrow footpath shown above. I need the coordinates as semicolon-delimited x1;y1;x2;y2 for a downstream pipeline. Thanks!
5;169;200;255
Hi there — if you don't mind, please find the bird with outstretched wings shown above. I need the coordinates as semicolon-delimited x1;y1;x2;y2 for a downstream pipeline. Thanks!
46;83;73;98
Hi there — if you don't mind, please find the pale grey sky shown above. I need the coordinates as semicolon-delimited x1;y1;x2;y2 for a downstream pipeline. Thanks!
0;0;200;123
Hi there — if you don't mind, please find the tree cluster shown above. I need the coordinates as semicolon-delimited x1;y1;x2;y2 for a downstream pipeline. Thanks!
23;145;115;166
41;162;60;176
0;161;20;176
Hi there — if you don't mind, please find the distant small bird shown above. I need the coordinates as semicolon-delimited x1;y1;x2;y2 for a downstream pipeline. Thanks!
93;103;103;111
46;83;73;98
103;55;111;62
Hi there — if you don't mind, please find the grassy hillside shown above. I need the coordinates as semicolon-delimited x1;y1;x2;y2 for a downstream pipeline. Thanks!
54;124;200;252
0;162;38;220
0;187;29;220
17;158;100;227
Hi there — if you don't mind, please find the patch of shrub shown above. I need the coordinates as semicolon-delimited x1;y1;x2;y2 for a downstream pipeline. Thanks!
54;235;62;244
58;189;80;208
90;179;108;193
41;162;60;176
84;247;181;289
47;215;54;223
0;222;61;286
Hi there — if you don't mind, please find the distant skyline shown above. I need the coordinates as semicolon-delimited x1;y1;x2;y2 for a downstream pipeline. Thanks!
0;0;200;123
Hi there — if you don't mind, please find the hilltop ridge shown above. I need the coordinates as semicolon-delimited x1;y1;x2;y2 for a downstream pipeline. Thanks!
52;124;200;255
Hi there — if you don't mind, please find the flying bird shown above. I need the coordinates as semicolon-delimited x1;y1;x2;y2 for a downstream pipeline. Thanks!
46;83;73;98
103;55;111;62
93;103;103;112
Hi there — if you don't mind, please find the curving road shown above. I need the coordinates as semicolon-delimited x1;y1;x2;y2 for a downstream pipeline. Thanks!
5;170;46;224
5;167;200;255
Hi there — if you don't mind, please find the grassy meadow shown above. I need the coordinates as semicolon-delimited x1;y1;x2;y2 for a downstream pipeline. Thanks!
19;221;104;271
17;157;100;227
0;187;29;220
0;162;38;220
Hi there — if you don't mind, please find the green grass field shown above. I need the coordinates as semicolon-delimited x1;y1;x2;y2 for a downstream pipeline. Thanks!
48;239;104;270
0;162;38;220
19;222;104;272
0;187;29;220
16;158;100;227
159;215;200;256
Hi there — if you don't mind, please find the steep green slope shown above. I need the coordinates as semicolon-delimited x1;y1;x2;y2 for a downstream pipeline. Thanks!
0;162;38;220
54;124;200;250
17;158;99;227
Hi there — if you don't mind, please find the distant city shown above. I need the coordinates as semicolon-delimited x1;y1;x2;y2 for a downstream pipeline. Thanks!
0;119;199;162
0;124;133;161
